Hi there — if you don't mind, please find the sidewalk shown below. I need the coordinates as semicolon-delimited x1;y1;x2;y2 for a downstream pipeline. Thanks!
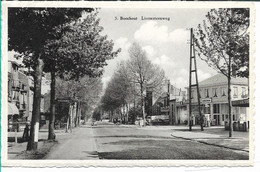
8;128;69;159
45;124;99;160
171;127;249;152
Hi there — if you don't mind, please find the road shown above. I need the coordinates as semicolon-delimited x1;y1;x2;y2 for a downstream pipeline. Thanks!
45;121;249;160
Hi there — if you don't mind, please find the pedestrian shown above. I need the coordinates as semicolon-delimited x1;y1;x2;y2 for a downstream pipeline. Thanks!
22;123;30;142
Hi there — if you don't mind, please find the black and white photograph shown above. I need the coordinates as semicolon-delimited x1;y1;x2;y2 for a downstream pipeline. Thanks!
1;1;254;167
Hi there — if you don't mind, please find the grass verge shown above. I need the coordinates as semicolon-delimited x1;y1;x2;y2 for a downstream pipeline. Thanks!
15;140;58;159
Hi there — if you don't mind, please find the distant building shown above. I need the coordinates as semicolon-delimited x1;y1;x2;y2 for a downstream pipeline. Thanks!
187;73;249;126
169;99;188;125
146;80;186;125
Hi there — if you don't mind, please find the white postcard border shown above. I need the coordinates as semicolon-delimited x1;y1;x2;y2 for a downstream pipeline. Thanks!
1;1;255;167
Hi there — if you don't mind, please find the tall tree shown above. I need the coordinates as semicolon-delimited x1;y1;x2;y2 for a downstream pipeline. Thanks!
8;8;89;150
127;43;166;124
44;10;120;140
194;8;249;137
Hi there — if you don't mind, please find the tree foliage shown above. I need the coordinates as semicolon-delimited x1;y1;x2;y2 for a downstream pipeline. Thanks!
44;10;120;79
194;8;249;78
8;8;91;72
55;76;103;120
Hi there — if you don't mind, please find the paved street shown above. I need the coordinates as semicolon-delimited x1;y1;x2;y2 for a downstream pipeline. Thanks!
42;121;249;160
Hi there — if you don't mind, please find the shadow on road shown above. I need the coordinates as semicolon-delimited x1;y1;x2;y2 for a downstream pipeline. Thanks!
97;139;249;160
94;135;173;139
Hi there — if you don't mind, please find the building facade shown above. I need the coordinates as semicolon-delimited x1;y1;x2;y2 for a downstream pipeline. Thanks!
187;74;249;126
8;60;30;122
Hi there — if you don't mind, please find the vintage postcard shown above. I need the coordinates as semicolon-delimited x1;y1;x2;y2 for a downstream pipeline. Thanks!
1;1;255;167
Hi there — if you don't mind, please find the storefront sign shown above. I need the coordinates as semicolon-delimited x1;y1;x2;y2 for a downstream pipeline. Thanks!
201;98;211;104
151;115;169;120
161;107;169;112
232;99;249;107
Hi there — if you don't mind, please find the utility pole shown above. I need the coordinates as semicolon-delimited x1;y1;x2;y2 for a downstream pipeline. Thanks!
167;80;170;122
189;28;203;131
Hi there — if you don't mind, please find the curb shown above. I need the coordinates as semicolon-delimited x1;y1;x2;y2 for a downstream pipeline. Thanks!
171;134;249;153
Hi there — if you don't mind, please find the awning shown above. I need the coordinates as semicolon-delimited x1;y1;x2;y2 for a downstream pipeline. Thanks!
232;98;249;107
8;103;19;115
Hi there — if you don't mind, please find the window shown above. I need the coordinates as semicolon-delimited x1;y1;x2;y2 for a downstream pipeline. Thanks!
205;89;209;98
204;106;210;114
212;88;218;97
233;87;238;98
221;87;226;97
213;104;220;113
222;114;225;121
242;87;247;98
199;89;202;98
233;115;236;121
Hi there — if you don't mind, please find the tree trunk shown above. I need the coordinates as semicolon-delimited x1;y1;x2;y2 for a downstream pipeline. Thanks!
27;57;44;150
83;112;87;124
228;62;233;137
126;104;129;124
75;105;77;127
108;111;110;122
69;105;73;132
48;71;56;140
78;102;81;126
142;99;146;126
66;115;69;133
140;84;146;126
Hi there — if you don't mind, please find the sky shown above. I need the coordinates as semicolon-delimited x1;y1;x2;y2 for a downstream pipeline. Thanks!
8;8;218;94
97;8;218;91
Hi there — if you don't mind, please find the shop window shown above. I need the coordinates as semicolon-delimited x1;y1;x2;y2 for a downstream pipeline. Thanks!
233;87;238;98
205;89;209;98
213;104;220;113
221;87;226;97
212;88;218;97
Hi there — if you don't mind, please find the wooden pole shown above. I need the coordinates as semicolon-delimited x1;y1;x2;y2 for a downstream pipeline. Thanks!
192;31;204;131
189;28;204;131
189;29;193;131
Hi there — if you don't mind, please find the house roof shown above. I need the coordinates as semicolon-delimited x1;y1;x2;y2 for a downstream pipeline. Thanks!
18;71;28;85
199;73;248;87
8;60;19;67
